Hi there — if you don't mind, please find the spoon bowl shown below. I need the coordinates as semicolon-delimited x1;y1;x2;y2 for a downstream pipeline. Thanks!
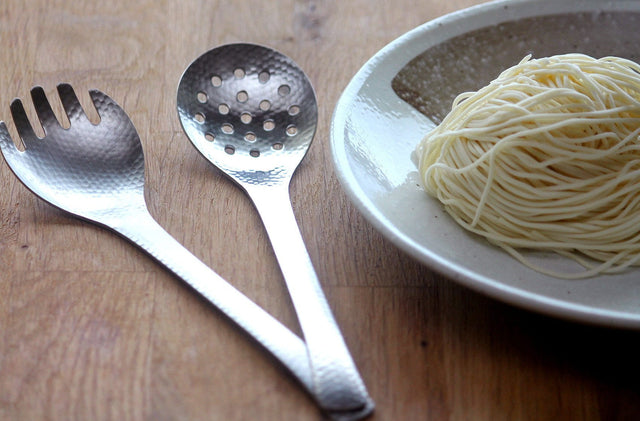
177;43;318;186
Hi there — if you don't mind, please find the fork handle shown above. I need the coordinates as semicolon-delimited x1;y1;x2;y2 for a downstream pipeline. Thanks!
245;183;373;414
111;207;373;420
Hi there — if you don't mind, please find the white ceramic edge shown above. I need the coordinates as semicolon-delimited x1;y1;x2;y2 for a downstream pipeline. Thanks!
330;0;640;329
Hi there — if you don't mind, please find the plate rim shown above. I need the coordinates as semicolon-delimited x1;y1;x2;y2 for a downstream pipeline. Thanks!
330;0;640;329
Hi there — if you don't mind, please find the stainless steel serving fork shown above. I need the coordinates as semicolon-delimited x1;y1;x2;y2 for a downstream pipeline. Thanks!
0;84;373;420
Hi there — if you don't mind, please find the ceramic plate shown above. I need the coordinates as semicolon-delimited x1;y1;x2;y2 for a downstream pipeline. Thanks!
330;0;640;328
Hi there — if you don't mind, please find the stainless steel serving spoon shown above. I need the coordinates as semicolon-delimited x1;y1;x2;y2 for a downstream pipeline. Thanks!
0;84;372;420
177;44;372;416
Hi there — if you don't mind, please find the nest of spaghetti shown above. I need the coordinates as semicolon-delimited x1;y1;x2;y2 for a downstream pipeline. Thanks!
416;53;640;279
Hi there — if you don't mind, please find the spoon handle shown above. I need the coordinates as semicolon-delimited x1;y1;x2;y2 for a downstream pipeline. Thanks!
108;206;316;393
245;183;373;414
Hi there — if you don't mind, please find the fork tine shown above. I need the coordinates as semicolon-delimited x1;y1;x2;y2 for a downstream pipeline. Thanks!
30;86;59;132
10;98;39;147
89;89;126;121
0;121;19;156
57;83;90;124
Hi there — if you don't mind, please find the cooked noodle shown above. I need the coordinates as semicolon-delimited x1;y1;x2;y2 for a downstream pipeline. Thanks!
416;53;640;279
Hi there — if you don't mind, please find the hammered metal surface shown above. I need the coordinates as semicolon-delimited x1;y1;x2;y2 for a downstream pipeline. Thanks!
0;82;372;419
177;43;318;187
0;84;146;223
0;84;320;406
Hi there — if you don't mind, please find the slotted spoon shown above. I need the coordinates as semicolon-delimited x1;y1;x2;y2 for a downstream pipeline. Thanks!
0;84;372;420
177;43;372;415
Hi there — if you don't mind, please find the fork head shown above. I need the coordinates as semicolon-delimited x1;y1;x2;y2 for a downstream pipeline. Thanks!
0;84;146;223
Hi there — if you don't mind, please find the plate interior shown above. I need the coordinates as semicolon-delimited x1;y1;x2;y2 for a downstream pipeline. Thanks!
392;11;640;123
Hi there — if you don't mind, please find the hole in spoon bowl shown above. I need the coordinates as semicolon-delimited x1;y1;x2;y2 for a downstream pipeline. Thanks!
278;85;290;96
263;119;275;131
237;91;248;103
222;123;234;134
286;125;298;136
259;71;270;83
288;105;300;116
259;100;271;111
219;104;230;115
241;112;252;124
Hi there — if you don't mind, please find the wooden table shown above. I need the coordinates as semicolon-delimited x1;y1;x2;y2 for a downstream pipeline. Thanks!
2;0;640;420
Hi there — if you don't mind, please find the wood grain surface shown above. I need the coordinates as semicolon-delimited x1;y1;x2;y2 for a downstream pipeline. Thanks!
1;0;640;420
